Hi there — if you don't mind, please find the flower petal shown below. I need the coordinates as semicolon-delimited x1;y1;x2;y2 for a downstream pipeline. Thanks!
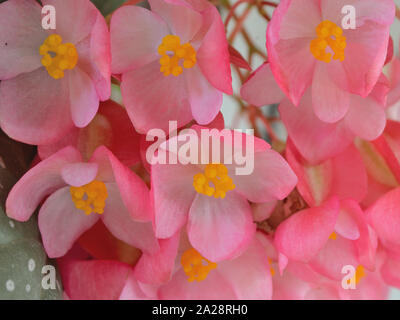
188;192;255;262
240;62;286;107
0;68;73;145
61;162;98;187
0;0;47;79
39;187;99;258
6;146;81;221
110;5;168;74
274;198;340;262
121;60;193;134
196;5;232;94
233;149;297;203
42;0;99;44
184;65;222;125
101;183;159;254
149;0;202;43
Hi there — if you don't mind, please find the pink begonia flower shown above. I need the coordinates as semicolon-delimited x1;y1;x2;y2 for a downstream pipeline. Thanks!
5;146;158;258
241;63;390;164
266;0;394;124
60;258;154;300
261;227;387;300
130;230;272;299
355;120;400;207
366;187;400;258
0;0;111;145
38;100;141;167
274;142;374;266
151;126;297;262
285;139;368;207
110;0;232;134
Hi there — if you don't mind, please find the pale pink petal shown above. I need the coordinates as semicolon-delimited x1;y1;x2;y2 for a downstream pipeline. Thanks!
274;198;340;262
133;232;180;285
0;68;73;145
61;162;98;187
42;0;99;44
119;274;155;300
62;260;132;300
233;149;297;203
158;268;237;300
6;146;81;221
312;62;350;123
91;146;152;221
309;235;359;280
39;187;99;258
252;201;277;222
152;157;198;239
267;37;316;106
321;0;395;27
278;0;321;40
240;62;286;106
121;60;192;134
187;192;255;262
381;255;400;288
344;94;386;140
110;5;168;74
0;0;47;79
280;91;354;164
77;13;111;101
184;65;222;125
367;187;400;252
101;183;159;254
196;5;232;94
342;22;392;97
335;205;360;241
69;68;99;128
149;0;202;43
218;237;272;300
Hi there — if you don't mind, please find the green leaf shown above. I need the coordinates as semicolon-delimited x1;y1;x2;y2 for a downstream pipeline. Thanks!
0;130;62;299
90;0;129;16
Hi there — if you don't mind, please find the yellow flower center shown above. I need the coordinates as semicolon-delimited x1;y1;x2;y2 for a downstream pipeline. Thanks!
193;164;235;199
158;35;196;77
181;248;217;282
328;232;337;240
70;180;108;215
351;265;366;285
39;34;78;79
310;20;346;63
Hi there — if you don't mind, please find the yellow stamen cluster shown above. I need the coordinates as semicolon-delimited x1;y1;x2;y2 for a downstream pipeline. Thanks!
352;265;365;285
193;164;235;199
268;258;275;276
181;248;217;282
39;34;78;79
310;20;346;63
70;180;108;215
328;232;337;240
158;35;196;77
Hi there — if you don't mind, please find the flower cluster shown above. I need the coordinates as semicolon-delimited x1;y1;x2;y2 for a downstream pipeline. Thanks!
1;0;400;300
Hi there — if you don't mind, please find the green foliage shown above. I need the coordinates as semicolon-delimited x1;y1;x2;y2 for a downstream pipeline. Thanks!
0;130;62;300
90;0;129;16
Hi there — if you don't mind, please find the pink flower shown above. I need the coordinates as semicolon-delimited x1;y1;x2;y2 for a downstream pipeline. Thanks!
274;142;373;267
266;0;394;123
38;100;141;167
6;146;158;258
261;233;388;300
151;126;297;262
0;0;111;145
366;187;400;258
155;231;273;300
110;0;232;133
241;62;389;164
